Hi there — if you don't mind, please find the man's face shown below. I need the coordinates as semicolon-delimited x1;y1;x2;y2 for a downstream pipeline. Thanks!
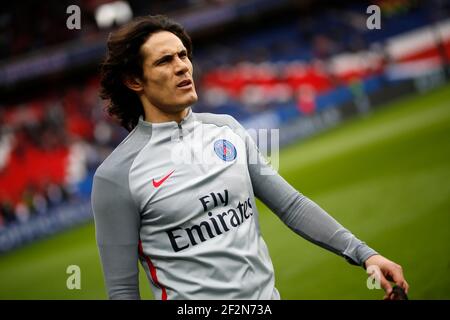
139;31;198;114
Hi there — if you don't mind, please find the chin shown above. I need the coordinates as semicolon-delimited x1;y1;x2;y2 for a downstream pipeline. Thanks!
182;92;198;107
167;92;198;112
172;99;197;113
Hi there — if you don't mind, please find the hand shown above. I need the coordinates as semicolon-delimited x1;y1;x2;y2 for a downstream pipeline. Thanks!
364;254;409;300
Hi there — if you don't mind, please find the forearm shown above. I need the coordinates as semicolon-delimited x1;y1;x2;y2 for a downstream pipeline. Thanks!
276;190;378;266
250;166;377;266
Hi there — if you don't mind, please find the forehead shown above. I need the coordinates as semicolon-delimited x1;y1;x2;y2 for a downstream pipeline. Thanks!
141;31;186;61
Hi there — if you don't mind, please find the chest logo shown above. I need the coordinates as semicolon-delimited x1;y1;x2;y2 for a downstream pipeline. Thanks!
152;170;175;188
214;139;237;162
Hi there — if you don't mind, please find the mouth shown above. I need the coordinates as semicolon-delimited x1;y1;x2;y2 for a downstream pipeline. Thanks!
177;79;193;89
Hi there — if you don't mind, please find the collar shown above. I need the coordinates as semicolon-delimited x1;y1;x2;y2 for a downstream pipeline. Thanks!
136;107;195;137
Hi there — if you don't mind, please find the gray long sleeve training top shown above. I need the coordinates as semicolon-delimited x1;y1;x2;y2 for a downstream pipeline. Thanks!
91;108;377;300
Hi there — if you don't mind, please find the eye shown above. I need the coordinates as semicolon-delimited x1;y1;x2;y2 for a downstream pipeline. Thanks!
179;51;188;59
157;58;169;65
156;56;172;66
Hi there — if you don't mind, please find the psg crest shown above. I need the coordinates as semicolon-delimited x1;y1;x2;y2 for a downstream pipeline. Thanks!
214;139;237;161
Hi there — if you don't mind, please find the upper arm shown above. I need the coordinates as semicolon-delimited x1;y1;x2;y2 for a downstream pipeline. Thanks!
91;172;141;299
236;120;299;214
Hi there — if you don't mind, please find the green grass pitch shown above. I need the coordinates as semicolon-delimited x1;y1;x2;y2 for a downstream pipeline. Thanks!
0;83;449;299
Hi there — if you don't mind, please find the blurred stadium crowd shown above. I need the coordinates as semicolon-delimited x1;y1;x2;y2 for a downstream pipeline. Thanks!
0;0;449;245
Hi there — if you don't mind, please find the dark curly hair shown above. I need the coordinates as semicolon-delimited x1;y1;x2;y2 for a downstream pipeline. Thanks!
100;15;193;131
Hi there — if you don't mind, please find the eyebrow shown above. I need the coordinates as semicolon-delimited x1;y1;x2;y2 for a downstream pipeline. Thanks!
153;49;187;66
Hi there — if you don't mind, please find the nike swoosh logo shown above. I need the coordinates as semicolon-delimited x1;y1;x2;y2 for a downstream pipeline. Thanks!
152;170;175;188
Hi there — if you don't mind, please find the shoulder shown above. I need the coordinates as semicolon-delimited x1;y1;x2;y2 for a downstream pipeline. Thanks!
193;112;253;146
194;112;243;130
93;126;150;186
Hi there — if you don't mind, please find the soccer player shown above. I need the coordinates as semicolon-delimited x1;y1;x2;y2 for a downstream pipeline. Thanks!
92;15;409;300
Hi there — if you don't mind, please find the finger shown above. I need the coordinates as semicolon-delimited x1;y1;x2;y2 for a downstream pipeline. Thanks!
403;280;410;294
396;280;409;295
391;266;408;293
379;274;393;297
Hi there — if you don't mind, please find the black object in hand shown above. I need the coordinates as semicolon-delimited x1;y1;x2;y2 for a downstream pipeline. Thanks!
389;285;408;300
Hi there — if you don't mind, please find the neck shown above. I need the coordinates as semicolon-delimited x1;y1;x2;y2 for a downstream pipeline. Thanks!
141;99;189;124
144;107;189;124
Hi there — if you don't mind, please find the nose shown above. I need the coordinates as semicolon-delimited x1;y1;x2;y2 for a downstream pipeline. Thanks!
174;56;189;75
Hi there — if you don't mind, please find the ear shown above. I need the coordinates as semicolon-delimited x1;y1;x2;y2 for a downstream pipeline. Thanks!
123;76;143;93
